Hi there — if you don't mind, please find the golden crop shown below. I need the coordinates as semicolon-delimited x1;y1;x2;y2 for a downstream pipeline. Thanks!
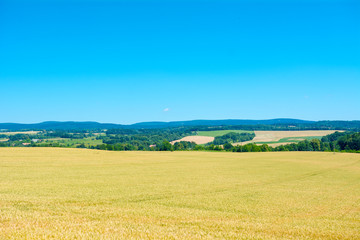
0;148;359;239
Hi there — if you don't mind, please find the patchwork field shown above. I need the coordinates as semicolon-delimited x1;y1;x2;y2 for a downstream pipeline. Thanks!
234;130;340;146
182;130;340;146
172;130;252;145
0;148;359;239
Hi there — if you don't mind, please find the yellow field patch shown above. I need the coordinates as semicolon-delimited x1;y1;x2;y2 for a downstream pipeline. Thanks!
0;131;40;135
171;135;214;144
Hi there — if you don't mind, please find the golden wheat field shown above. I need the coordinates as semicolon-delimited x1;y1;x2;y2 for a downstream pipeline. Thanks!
0;148;359;239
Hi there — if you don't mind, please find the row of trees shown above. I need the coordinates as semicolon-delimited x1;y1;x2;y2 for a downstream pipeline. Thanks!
87;140;197;151
96;127;194;150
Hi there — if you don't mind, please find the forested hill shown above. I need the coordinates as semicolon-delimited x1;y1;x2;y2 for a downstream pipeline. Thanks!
0;119;312;130
0;122;122;131
130;119;314;128
0;119;360;131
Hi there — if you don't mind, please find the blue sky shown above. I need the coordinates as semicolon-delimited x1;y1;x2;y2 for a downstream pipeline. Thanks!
1;0;359;124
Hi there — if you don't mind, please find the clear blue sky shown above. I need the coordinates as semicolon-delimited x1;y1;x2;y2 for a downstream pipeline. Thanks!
1;0;359;124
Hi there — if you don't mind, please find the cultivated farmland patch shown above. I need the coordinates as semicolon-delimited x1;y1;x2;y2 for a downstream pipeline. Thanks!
0;131;40;135
171;136;214;145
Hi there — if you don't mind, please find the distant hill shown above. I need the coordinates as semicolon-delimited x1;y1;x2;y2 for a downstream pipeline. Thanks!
0;119;359;131
130;119;315;129
0;121;122;131
0;119;312;131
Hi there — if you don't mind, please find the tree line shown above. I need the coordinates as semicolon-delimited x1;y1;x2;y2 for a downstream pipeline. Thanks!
85;131;360;153
211;132;255;145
